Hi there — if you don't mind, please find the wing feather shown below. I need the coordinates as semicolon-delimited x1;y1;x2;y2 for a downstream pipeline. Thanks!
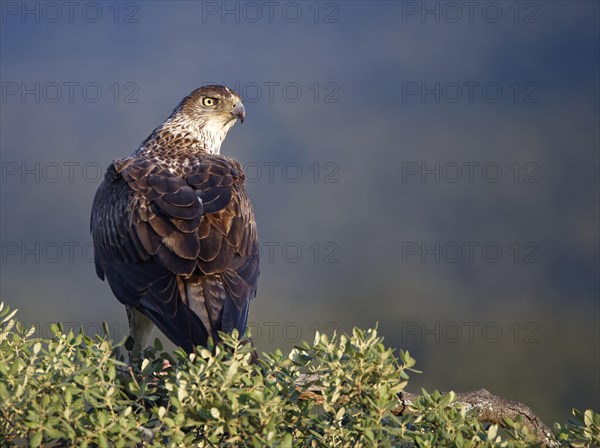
91;153;259;351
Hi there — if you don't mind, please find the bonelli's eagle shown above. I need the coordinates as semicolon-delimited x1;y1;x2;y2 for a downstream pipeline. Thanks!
91;85;259;357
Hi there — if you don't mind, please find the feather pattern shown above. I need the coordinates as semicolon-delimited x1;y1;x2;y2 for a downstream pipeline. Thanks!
91;85;258;354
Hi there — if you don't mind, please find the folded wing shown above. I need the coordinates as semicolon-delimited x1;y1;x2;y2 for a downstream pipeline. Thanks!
91;155;259;352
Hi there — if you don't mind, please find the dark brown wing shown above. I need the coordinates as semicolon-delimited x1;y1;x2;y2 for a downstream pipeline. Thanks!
91;155;259;352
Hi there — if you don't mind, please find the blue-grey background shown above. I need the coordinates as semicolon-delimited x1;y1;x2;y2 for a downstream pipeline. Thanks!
1;1;598;424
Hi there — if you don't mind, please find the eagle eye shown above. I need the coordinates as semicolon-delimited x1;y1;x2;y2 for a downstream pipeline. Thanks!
202;97;218;107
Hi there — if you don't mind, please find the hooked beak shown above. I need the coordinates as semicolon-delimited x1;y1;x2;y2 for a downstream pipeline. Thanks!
231;102;245;123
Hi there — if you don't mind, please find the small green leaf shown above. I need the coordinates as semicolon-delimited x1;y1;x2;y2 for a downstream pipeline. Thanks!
280;433;293;448
584;409;594;426
141;358;150;372
30;431;43;447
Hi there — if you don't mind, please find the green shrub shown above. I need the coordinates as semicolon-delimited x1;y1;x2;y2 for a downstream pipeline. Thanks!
0;302;598;447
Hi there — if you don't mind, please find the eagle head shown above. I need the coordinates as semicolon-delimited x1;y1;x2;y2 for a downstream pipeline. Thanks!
171;85;245;154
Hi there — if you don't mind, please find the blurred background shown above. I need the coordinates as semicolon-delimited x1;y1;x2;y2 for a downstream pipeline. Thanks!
1;1;598;424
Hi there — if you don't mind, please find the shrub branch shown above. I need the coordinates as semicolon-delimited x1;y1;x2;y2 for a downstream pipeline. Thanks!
296;374;558;447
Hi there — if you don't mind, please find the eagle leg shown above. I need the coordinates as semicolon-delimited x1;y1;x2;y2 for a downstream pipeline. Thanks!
126;305;155;364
